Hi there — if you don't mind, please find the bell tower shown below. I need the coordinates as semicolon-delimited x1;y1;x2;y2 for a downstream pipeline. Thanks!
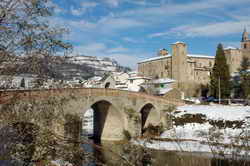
241;28;250;50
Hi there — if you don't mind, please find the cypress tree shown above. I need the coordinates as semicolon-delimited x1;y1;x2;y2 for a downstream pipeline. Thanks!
239;56;250;99
210;44;231;99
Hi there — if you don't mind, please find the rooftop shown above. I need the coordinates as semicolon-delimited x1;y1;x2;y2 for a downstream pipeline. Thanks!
138;54;214;63
128;76;151;80
152;78;175;84
224;46;238;50
172;41;186;45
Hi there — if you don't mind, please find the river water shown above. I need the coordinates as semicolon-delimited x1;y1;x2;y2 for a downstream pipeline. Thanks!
81;109;249;166
80;140;249;166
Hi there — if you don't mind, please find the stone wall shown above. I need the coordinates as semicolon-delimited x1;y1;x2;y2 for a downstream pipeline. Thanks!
163;88;183;101
224;49;242;74
138;43;214;97
138;57;172;79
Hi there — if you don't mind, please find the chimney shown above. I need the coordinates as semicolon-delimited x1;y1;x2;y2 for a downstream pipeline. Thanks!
158;48;168;56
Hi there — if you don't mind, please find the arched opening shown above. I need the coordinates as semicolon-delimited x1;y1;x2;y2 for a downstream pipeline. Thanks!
140;103;159;135
82;100;125;143
105;82;110;88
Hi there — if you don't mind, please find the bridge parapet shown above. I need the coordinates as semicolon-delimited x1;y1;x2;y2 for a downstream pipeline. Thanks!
0;88;184;106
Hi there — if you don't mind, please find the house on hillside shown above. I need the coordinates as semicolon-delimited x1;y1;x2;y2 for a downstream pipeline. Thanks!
141;78;176;95
0;74;38;89
99;74;116;89
113;72;129;90
127;75;151;92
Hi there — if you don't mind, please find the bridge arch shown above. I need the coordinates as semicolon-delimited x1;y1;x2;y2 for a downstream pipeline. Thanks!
83;100;125;142
139;103;160;135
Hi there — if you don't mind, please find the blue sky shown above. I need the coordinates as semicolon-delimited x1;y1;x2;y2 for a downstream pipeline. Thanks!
51;0;250;69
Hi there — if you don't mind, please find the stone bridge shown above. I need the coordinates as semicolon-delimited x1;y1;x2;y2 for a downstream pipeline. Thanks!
0;88;184;142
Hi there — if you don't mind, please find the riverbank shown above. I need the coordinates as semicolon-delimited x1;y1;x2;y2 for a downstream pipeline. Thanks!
137;104;250;157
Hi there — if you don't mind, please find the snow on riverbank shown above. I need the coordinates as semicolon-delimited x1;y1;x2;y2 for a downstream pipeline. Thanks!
139;105;250;154
177;105;250;121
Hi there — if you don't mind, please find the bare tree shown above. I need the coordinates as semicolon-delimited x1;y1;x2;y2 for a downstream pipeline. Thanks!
0;0;72;85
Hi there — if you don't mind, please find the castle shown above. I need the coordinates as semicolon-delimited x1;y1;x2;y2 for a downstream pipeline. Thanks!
138;42;214;85
137;29;250;96
224;28;250;74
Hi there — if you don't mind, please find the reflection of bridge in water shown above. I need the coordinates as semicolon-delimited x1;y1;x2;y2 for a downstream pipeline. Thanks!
0;88;184;142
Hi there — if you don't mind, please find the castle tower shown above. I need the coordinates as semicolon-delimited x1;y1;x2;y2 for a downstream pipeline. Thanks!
242;27;249;42
241;28;250;50
171;42;188;83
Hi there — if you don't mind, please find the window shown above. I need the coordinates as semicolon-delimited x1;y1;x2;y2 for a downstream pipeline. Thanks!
244;44;247;49
130;80;133;84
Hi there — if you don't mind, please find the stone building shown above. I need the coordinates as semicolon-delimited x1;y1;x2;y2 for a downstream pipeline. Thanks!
138;42;214;96
224;28;250;75
138;42;214;85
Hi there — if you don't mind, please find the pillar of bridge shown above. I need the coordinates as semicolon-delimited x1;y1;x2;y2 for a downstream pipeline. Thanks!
92;100;124;142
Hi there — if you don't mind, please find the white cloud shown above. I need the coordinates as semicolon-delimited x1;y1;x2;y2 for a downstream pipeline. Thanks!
98;17;145;31
70;6;83;16
104;0;120;7
74;43;107;55
121;0;250;19
46;1;65;14
70;2;98;16
107;46;129;53
68;19;96;30
122;37;138;43
55;15;145;34
109;53;145;69
81;2;98;8
150;19;250;38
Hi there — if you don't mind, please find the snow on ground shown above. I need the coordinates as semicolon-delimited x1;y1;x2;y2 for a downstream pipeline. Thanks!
139;105;250;154
177;105;250;121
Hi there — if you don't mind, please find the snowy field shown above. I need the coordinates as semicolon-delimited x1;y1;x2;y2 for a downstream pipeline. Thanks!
138;105;250;155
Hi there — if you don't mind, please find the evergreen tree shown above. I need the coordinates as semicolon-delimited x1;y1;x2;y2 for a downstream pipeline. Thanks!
210;44;231;99
239;56;250;99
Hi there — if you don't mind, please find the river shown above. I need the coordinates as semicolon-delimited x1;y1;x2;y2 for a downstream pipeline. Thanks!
81;109;249;166
80;140;249;166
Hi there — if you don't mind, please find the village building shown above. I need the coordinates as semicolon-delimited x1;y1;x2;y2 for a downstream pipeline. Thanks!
141;78;176;95
99;74;116;89
127;75;151;92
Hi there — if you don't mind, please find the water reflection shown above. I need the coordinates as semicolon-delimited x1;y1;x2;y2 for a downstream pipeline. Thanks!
80;140;250;166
